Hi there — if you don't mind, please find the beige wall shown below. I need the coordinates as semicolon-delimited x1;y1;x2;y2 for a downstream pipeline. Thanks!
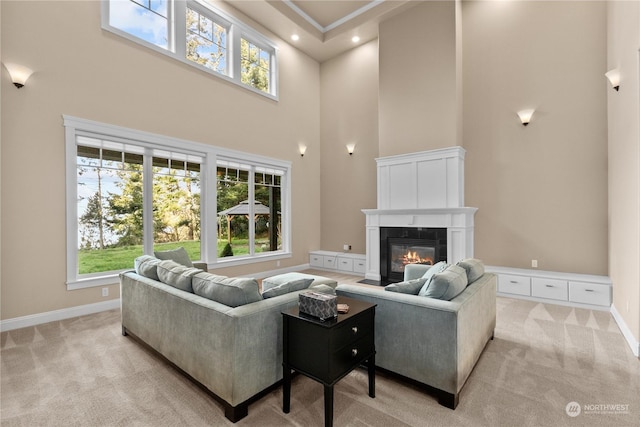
462;1;608;275
319;40;379;254
607;1;640;343
378;1;457;157
0;1;321;319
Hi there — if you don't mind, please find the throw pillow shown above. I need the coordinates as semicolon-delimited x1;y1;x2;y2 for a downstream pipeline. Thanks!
456;258;485;284
419;261;449;288
156;260;201;293
192;272;262;307
262;278;314;299
134;255;161;281
154;247;193;267
419;264;468;300
308;284;337;295
384;277;427;295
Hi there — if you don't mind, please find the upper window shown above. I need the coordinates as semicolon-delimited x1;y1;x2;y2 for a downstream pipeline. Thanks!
102;0;278;99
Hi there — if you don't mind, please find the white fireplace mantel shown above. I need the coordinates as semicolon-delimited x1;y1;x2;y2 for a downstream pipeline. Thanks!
362;207;477;281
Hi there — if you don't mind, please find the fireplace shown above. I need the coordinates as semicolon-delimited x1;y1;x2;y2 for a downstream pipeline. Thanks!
380;227;447;283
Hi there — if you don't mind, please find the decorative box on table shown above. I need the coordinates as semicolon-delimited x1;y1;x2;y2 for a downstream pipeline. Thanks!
298;291;337;321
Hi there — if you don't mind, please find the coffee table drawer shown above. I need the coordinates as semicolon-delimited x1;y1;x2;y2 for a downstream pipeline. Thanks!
332;309;374;351
331;335;374;381
498;274;531;296
531;278;568;301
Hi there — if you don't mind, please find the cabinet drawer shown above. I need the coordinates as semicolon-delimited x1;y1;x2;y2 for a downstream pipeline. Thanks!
569;281;611;306
309;254;323;268
353;259;366;274
531;278;568;301
323;256;336;269
337;257;354;272
332;310;374;351
498;274;531;296
330;334;374;381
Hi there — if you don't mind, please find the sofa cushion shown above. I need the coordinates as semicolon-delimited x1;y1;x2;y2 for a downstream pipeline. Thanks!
134;255;161;281
419;264;468;300
262;272;338;290
418;261;449;294
192;272;262;307
456;258;485;284
154;247;193;267
156;260;201;293
384;278;427;295
309;284;337;295
261;278;314;299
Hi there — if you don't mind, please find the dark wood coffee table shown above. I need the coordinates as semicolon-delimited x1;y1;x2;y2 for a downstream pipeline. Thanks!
282;296;376;427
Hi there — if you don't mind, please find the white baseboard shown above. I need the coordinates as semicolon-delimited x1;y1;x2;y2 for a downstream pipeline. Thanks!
611;303;640;358
0;299;120;333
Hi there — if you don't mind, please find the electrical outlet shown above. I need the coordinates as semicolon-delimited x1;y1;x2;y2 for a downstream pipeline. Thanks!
531;259;538;268
101;287;109;297
276;260;281;267
343;244;351;251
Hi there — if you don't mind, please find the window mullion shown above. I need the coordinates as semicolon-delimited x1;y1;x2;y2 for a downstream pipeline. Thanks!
248;168;255;256
174;0;187;57
143;149;155;256
230;26;240;82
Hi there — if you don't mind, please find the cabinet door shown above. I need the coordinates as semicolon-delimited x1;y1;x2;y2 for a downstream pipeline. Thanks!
569;282;611;306
353;259;366;274
337;257;354;272
498;274;531;296
531;278;568;301
323;256;337;269
310;254;323;268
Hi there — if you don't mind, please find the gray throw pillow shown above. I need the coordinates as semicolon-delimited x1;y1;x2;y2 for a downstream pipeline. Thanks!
262;278;314;299
419;261;449;288
156;260;201;293
134;255;161;280
384;277;427;294
192;272;262;307
154;247;193;267
308;284;337;295
419;265;468;300
456;258;485;284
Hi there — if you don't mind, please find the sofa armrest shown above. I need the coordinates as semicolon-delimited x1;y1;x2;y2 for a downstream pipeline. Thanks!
403;263;431;281
193;261;208;271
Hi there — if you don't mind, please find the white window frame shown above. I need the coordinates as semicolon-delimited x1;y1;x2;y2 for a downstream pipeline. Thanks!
101;0;278;100
64;115;291;290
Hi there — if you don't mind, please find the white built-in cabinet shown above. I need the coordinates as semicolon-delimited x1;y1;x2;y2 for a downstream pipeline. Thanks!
309;251;366;275
489;266;612;310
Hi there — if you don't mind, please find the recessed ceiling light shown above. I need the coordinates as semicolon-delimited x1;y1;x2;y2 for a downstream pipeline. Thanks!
351;36;360;43
291;34;300;41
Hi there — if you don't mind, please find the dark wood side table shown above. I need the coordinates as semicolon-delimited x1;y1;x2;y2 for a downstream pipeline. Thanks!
282;296;376;427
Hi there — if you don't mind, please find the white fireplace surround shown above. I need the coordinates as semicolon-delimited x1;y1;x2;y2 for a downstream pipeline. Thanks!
363;147;477;281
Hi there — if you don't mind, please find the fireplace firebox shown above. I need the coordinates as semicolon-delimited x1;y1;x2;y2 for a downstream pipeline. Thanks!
380;227;447;283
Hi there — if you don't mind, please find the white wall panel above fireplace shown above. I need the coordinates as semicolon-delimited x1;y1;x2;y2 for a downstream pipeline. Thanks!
376;146;465;209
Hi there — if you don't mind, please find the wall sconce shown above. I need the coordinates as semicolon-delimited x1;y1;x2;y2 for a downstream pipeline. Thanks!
346;143;356;155
605;69;620;91
298;144;307;157
4;63;34;88
517;109;535;126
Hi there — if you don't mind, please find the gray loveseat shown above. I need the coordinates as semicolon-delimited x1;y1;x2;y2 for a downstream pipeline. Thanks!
120;258;336;422
336;261;496;409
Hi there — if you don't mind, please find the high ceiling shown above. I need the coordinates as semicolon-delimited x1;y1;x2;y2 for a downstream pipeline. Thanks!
225;0;417;62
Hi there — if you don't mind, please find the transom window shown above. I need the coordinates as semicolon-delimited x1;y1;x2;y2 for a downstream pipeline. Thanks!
102;0;278;99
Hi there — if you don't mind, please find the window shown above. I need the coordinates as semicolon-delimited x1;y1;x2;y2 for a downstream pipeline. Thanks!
102;0;278;99
216;160;283;258
65;116;290;290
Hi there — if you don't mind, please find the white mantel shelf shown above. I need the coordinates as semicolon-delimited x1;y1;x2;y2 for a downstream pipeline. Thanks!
362;207;478;227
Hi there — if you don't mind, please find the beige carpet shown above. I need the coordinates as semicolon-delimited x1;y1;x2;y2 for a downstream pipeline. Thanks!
2;276;639;426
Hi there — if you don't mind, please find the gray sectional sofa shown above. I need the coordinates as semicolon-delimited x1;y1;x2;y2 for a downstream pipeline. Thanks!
336;261;496;409
120;256;336;423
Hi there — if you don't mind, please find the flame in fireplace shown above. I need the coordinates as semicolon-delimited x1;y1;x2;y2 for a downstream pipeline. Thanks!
402;251;433;266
